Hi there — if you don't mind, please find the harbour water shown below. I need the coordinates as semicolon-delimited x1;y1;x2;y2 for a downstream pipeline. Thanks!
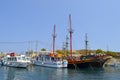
0;65;120;80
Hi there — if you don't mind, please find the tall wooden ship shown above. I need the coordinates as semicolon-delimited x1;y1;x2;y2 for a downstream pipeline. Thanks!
67;14;110;69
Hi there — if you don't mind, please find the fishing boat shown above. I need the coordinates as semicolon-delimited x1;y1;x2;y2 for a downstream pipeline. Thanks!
33;25;68;68
33;52;68;68
67;14;110;69
1;53;30;68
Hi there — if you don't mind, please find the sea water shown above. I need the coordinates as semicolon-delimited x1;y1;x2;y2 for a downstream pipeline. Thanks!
0;65;120;80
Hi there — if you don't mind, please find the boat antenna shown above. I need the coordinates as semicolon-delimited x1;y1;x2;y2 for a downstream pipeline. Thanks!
52;24;56;55
85;33;88;55
69;14;73;58
62;42;65;54
36;40;38;55
65;35;69;55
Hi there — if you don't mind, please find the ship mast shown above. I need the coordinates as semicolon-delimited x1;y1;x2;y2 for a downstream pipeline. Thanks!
69;14;73;58
65;35;69;55
85;33;88;55
52;24;56;54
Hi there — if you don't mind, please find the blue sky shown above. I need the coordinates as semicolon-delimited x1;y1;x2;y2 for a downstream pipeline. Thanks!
0;0;120;53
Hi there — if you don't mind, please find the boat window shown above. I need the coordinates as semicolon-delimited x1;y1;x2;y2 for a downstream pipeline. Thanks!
11;57;14;61
41;57;43;61
22;57;26;61
51;57;54;61
10;58;12;61
17;57;21;60
45;56;50;60
9;58;12;61
27;57;30;60
14;57;17;61
7;58;11;61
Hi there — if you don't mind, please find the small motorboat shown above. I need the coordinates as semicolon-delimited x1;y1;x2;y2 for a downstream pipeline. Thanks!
32;53;68;68
2;53;30;68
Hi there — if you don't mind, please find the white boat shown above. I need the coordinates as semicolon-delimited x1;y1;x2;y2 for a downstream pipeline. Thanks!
33;25;68;68
33;53;68;68
2;53;30;68
104;58;120;67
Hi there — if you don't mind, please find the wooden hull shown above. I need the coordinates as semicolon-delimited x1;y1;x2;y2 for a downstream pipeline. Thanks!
67;58;108;69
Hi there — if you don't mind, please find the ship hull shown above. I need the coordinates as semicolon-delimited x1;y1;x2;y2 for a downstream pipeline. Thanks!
67;57;109;69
